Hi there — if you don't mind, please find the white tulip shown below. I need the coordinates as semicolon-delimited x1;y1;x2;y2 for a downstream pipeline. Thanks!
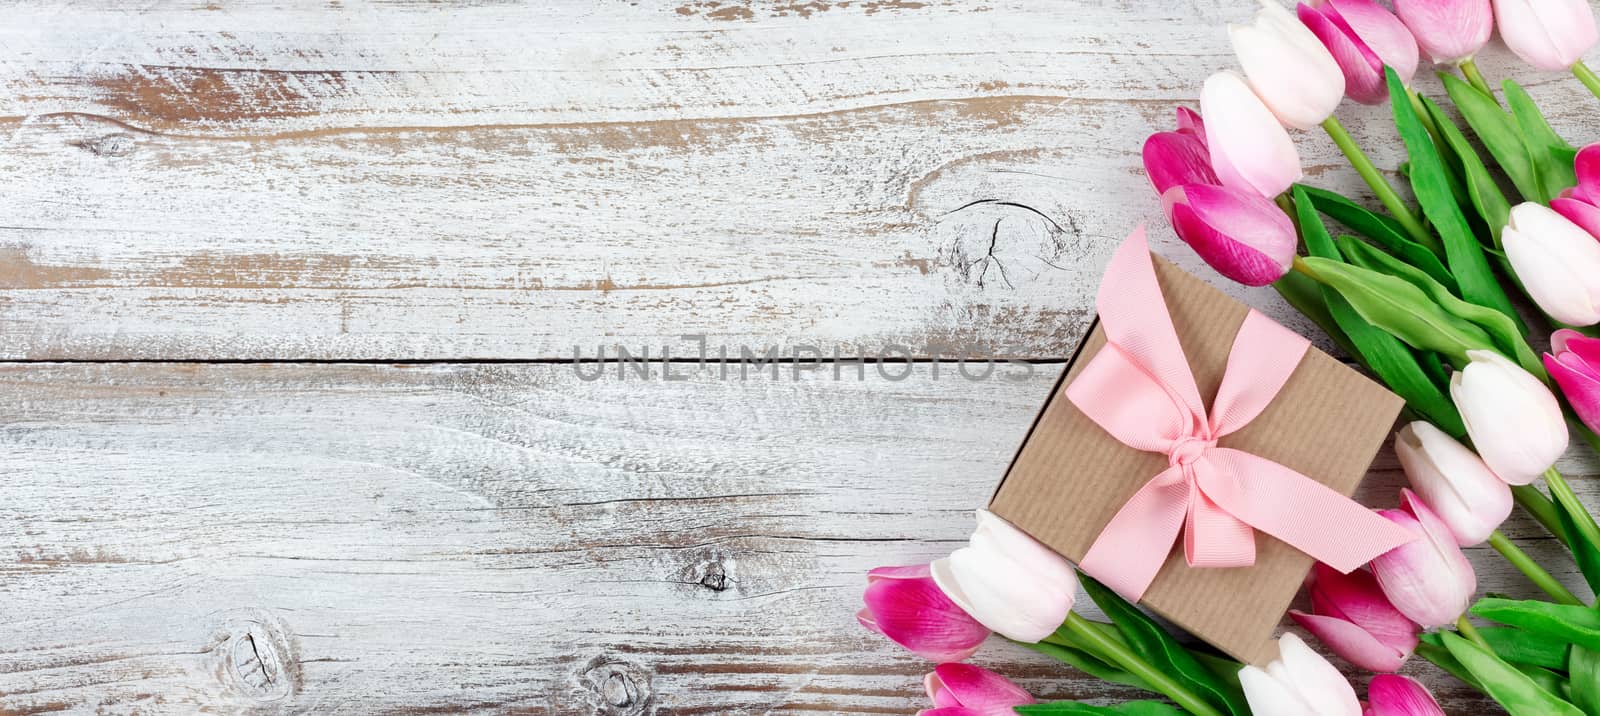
1503;202;1600;326
1230;0;1347;129
931;510;1078;643
1450;351;1569;485
1240;633;1363;716
1396;422;1513;545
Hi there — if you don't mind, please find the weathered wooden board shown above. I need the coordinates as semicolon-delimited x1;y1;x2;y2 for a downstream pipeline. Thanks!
7;0;1588;360
0;363;1594;714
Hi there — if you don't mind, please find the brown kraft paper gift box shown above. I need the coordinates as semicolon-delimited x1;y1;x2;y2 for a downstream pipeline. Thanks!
988;252;1404;665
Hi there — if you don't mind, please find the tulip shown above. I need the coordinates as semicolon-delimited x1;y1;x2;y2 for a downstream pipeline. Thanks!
1200;70;1304;198
1369;489;1477;629
1546;329;1600;436
1298;0;1421;104
1493;0;1598;71
858;564;991;662
1239;633;1363;716
1503;202;1600;326
1452;350;1571;484
919;663;1036;716
1393;0;1493;65
931;510;1078;643
1394;421;1513;545
1552;143;1600;239
1144;108;1219;196
1365;674;1446;716
1161;184;1298;287
1289;564;1421;672
1231;0;1347;128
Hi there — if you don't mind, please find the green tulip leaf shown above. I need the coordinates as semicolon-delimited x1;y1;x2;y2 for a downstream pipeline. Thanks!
1292;190;1466;436
1441;631;1586;716
1387;68;1524;334
1081;575;1249;716
1294;183;1455;289
1505;80;1578;201
1472;598;1600;652
1420;95;1512;248
1422;627;1571;670
1020;639;1154;692
1440;72;1541;201
1299;256;1497;363
1016;701;1186;716
1335;236;1543;380
1555;496;1600;598
1569;645;1600;716
1274;270;1359;360
1417;641;1484;694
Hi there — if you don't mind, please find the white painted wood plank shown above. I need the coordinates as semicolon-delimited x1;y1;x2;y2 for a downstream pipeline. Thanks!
1;363;1593;713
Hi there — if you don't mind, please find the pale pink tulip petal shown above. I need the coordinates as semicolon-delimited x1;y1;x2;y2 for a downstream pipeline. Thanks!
1276;633;1364;715
1495;0;1597;71
1366;674;1446;715
862;575;990;662
1290;611;1410;672
1232;0;1346;128
1327;0;1420;82
1452;349;1572;484
1370;491;1476;628
1393;0;1493;64
1201;71;1303;198
1300;2;1390;104
1145;131;1219;195
1395;422;1512;545
1164;184;1296;286
1552;197;1600;241
1241;665;1317;714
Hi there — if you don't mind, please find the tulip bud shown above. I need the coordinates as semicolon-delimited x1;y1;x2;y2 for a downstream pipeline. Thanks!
1200;71;1304;199
1451;349;1570;484
857;564;991;662
1144;108;1219;195
931;510;1078;643
1393;0;1494;65
1289;564;1421;672
1366;674;1447;716
1394;421;1513;545
1555;144;1600;238
1503;202;1600;326
1369;489;1476;628
1161;184;1298;287
920;663;1036;715
1298;0;1421;104
1545;329;1600;437
1493;0;1598;71
1239;633;1363;716
1231;0;1347;129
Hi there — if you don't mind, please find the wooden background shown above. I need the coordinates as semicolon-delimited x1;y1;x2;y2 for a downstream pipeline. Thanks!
2;1;1596;713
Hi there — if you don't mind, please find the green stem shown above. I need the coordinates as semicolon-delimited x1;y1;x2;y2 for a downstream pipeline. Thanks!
1319;116;1440;256
1512;484;1572;547
1460;58;1495;99
1456;615;1492;650
1063;612;1225;716
1407;88;1440;141
1574;61;1600;104
1546;467;1600;550
1489;530;1585;606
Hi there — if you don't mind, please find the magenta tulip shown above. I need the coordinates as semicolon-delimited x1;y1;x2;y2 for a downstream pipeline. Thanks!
1161;184;1298;286
1553;144;1600;239
857;564;990;662
1369;490;1477;629
1298;0;1422;104
920;663;1036;716
1144;108;1219;195
1365;674;1446;716
1393;0;1493;65
1290;564;1421;672
1546;329;1600;436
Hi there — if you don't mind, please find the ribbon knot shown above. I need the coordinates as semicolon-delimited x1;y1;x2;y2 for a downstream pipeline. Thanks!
1065;228;1415;601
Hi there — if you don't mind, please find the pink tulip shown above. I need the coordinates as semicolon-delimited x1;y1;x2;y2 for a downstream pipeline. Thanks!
919;663;1036;716
1546;329;1600;437
1290;564;1421;672
1162;184;1298;286
1394;421;1512;546
1144;108;1219;195
1231;0;1347;129
1393;0;1493;65
1298;0;1422;104
1493;0;1598;71
1239;633;1364;716
1553;144;1600;239
1200;71;1304;198
1369;490;1477;629
857;564;990;662
1365;674;1446;716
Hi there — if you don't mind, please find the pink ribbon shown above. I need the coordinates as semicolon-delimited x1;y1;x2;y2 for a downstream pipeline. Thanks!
1069;228;1414;601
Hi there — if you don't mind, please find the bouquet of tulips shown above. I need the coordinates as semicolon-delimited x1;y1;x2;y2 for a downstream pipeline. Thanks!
857;0;1600;713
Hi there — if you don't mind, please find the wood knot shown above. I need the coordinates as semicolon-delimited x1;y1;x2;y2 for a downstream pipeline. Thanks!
578;656;652;715
697;560;730;591
935;199;1079;290
676;549;738;597
205;609;300;704
75;133;136;157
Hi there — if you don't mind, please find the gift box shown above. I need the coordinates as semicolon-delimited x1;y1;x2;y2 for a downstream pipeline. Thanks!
988;230;1406;664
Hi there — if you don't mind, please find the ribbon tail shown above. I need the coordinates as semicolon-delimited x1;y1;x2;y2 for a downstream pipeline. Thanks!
1200;449;1416;572
1183;459;1255;569
1080;466;1191;601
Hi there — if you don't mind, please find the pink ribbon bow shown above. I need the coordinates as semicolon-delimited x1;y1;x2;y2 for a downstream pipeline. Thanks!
1069;228;1414;601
